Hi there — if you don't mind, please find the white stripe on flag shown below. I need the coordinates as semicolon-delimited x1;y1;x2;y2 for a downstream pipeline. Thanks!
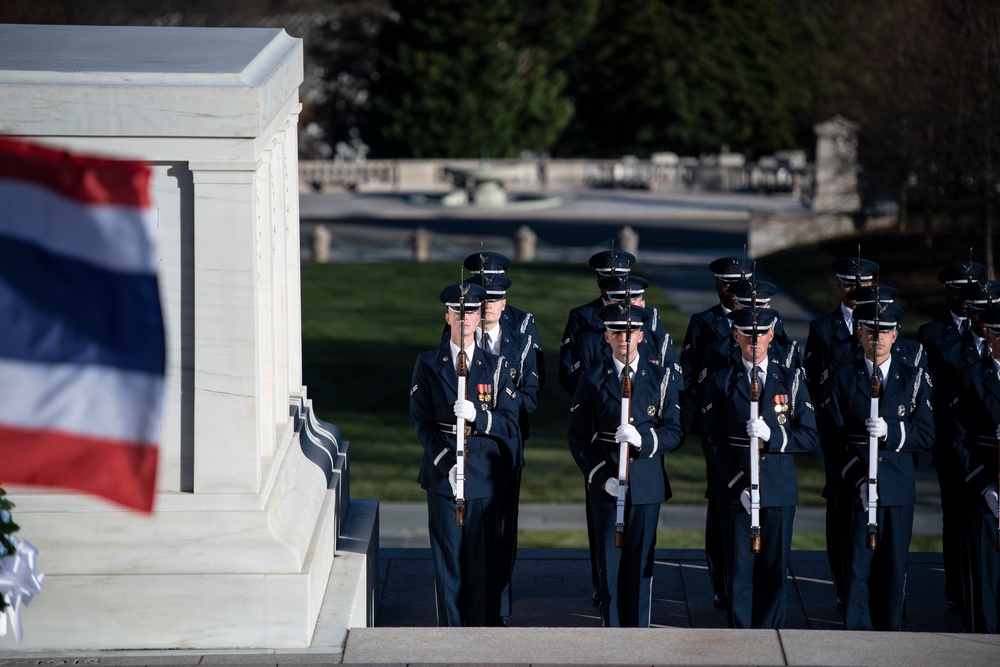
0;180;158;273
0;357;162;446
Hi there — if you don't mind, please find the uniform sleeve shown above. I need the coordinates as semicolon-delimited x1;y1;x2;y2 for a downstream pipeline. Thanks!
514;335;540;416
567;375;612;493
409;358;455;476
879;369;935;453
559;311;583;395
680;316;703;394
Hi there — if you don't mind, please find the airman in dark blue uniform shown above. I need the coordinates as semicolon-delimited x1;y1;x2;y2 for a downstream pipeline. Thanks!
820;302;935;631
805;257;878;611
566;274;681;397
680;255;752;609
410;283;521;626
462;272;540;625
947;301;1000;633
559;250;636;395
568;304;684;627
464;251;545;388
700;307;818;628
917;262;987;620
558;249;636;605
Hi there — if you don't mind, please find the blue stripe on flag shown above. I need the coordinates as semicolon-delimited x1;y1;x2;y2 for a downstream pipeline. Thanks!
0;233;165;374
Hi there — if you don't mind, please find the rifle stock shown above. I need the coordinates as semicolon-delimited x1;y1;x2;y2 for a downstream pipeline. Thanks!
455;289;468;526
867;290;881;550
748;288;761;554
614;304;634;549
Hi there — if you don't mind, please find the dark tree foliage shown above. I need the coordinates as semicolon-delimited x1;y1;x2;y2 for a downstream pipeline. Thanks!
556;0;816;159
366;0;597;158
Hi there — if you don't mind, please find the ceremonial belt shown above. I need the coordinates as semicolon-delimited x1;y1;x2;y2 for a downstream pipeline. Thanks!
846;435;871;448
727;436;751;448
437;421;472;436
595;431;618;445
970;435;998;448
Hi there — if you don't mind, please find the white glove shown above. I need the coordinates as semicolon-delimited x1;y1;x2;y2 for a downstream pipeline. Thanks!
746;418;771;442
454;399;476;423
995;423;1000;439
859;482;870;509
984;483;1000;519
604;477;620;498
448;465;459;497
865;417;887;440
740;488;751;514
615;423;642;450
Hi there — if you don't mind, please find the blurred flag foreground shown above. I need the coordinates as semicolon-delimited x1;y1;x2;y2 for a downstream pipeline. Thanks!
0;137;165;513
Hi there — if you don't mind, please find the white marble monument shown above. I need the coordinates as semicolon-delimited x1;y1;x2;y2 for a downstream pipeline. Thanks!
0;24;375;650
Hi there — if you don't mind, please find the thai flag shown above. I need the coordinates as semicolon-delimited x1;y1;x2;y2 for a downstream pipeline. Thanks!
0;137;164;513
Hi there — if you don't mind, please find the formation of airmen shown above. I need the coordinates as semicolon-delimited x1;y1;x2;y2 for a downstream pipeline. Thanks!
408;248;1000;634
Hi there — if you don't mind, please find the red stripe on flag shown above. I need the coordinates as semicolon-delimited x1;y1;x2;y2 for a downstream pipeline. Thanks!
0;425;157;513
0;136;151;208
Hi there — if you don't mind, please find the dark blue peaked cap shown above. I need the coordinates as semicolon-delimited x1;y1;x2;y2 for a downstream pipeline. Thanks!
939;261;987;286
960;280;1000;310
708;256;753;280
845;285;899;304
831;257;878;283
464;251;510;275
728;307;779;334
439;283;487;311
598;274;649;300
854;301;902;331
729;279;778;305
464;274;511;300
589;249;636;275
598;303;649;330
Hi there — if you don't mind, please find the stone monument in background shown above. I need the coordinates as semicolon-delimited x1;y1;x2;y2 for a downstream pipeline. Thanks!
0;24;375;650
811;115;861;213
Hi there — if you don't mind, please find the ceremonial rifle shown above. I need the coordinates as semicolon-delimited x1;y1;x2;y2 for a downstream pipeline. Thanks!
614;299;634;548
748;279;762;554
866;286;881;549
455;281;468;526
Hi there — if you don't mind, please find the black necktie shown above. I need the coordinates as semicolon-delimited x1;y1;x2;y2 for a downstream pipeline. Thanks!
875;367;884;395
980;339;988;358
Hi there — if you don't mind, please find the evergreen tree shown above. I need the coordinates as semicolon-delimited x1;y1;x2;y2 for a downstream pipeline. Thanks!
0;488;19;612
368;0;594;158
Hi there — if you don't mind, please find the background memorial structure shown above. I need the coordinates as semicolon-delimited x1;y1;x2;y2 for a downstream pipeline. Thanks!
0;23;376;650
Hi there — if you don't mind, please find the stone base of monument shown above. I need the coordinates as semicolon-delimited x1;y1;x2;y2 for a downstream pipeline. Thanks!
2;393;378;651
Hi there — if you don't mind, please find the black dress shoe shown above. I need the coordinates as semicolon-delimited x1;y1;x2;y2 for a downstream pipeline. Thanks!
591;590;600;607
836;596;845;611
491;616;508;627
713;593;725;609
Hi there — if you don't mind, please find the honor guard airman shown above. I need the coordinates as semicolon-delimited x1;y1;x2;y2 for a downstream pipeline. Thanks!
700;307;818;628
820;301;934;631
567;304;684;627
917;261;987;619
462;271;540;625
680;255;753;609
947;301;1000;633
410;283;521;626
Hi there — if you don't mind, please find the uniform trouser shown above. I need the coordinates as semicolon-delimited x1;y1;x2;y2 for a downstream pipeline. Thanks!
590;496;660;627
825;496;850;600
585;481;599;591
719;502;795;629
964;506;1000;633
427;492;501;627
496;467;522;619
844;504;913;631
935;464;969;612
705;499;727;599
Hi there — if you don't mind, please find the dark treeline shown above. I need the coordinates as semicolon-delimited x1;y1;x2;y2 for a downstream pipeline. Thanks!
6;0;1000;249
